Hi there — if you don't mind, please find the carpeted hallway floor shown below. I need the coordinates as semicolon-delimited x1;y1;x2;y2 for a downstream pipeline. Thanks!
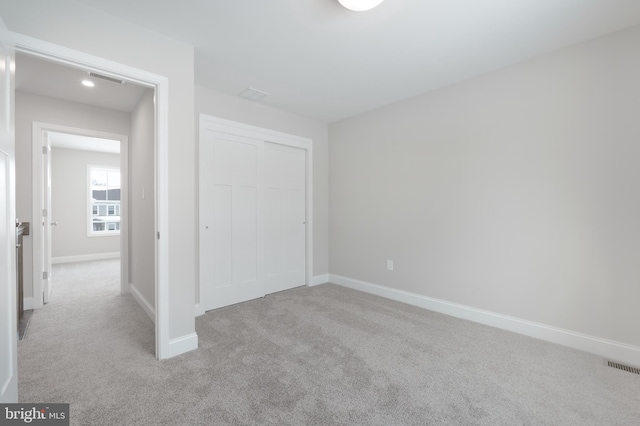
18;260;640;425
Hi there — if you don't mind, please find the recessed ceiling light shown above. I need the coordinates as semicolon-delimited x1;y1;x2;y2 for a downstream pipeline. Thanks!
338;0;385;12
82;80;95;87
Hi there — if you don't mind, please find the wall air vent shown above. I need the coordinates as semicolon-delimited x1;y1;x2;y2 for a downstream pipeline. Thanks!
88;72;124;85
238;87;268;101
606;360;640;375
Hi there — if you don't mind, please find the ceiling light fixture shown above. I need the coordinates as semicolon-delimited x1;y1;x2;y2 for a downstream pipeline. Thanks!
338;0;385;12
81;80;95;87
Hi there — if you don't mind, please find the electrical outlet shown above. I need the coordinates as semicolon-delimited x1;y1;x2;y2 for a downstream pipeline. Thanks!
387;260;394;271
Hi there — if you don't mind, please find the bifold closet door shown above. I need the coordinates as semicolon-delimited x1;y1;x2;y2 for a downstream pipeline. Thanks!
264;143;306;294
200;132;263;312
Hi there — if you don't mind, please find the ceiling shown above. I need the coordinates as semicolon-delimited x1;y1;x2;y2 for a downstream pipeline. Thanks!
16;53;147;113
71;0;640;123
19;0;640;123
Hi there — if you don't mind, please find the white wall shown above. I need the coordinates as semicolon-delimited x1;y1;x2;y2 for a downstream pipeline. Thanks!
1;0;196;344
51;147;120;259
129;89;155;309
329;25;640;349
16;91;130;300
195;85;330;292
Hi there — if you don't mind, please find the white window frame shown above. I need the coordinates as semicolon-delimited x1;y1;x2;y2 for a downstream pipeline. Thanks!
88;164;121;237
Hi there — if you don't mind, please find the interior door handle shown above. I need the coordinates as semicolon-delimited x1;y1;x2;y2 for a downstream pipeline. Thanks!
51;221;58;226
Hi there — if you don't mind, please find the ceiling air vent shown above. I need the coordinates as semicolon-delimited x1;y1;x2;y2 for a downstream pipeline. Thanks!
238;87;268;101
88;72;124;85
606;360;640;375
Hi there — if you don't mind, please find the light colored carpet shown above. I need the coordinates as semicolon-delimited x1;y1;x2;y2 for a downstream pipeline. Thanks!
18;260;640;425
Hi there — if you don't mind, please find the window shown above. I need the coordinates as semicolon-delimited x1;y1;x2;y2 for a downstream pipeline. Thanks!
89;166;120;236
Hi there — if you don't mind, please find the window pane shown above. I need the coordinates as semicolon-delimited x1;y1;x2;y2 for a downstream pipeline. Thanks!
107;188;120;201
89;167;120;235
108;171;120;189
92;189;106;201
91;170;108;189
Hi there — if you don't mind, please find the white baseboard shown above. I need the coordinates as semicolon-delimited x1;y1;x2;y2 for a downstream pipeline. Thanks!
23;296;34;310
52;252;120;264
310;274;329;286
195;303;205;317
130;283;155;323
329;274;640;367
167;332;198;358
194;274;331;315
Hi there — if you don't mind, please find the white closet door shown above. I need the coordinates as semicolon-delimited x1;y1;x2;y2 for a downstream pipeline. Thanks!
264;143;306;294
200;132;264;311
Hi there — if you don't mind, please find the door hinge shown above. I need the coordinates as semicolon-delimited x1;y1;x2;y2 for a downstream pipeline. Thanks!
42;146;48;154
42;208;48;218
43;271;48;280
157;232;160;240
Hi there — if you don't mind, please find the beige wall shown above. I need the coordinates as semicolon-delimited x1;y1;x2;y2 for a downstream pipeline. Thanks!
129;89;155;309
195;86;330;285
51;148;120;258
329;25;640;348
1;0;196;342
16;91;130;300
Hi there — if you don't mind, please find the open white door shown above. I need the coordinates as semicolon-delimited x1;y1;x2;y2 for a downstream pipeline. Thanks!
42;132;52;303
0;15;17;403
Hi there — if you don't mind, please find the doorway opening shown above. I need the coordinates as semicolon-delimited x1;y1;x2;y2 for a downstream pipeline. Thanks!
12;34;170;358
31;125;129;310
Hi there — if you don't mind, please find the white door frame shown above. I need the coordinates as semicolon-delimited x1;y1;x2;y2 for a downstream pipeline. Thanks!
13;32;171;360
196;114;313;315
0;15;17;403
31;123;129;303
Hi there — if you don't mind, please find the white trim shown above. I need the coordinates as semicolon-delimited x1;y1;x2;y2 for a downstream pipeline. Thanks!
23;297;33;311
310;274;329;286
195;303;205;317
155;72;170;360
130;283;155;323
329;274;640;367
167;333;199;358
15;32;174;360
197;114;314;308
200;115;311;150
52;252;120;264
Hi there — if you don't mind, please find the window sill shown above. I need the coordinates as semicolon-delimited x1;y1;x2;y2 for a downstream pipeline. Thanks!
87;232;121;238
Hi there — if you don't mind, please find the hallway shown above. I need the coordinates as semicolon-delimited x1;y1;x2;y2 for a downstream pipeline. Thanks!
17;260;155;410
